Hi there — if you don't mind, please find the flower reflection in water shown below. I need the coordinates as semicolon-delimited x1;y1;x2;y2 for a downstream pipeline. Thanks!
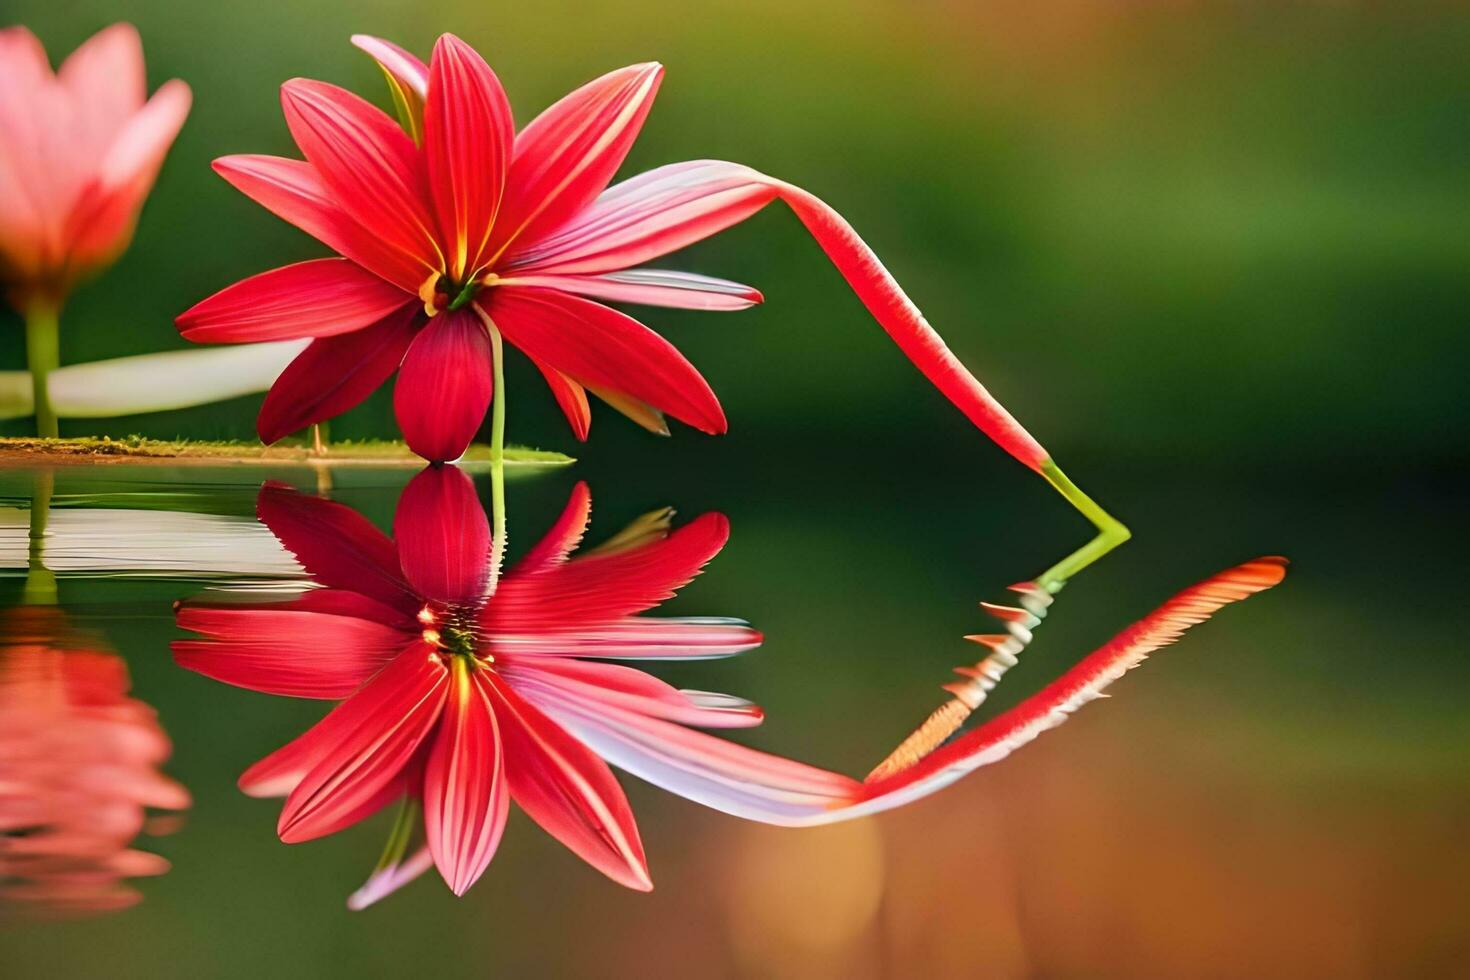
176;467;1284;910
0;608;190;919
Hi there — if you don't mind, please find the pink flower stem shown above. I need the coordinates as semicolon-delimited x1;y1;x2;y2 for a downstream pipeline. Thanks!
23;300;60;439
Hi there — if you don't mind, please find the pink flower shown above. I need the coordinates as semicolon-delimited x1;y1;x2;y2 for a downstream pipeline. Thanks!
0;24;190;308
174;468;768;900
0;608;190;918
178;33;1048;471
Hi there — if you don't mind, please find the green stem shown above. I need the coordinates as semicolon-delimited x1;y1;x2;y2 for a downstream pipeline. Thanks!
24;301;60;439
23;469;57;605
1035;458;1131;594
486;319;507;589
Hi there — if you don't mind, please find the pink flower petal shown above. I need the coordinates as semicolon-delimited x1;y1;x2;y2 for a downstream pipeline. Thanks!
276;644;449;842
212;155;425;291
485;63;662;263
172;606;407;699
177;258;410;343
503;658;762;729
488;286;725;435
484;671;650;891
256;481;419;616
56;24;145;156
393;309;493;462
491;616;763;661
424;34;513;279
394;464;490;606
62;79;191;273
280;78;443;275
257;302;420;445
500;269;761;311
505;161;773;275
423;663;508;895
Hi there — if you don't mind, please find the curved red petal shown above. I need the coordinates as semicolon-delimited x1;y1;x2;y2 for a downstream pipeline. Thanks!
512;480;591;576
277;644;449;842
486;63;662;263
530;358;591;442
424;34;513;279
484;511;729;636
393;310;493;463
212;155;424;291
177;258;409;343
394;464;490;606
280;78;443;274
256;481;420;615
257;303;420;445
483;672;650;890
489;286;724;435
424;662;508;895
172;606;406;699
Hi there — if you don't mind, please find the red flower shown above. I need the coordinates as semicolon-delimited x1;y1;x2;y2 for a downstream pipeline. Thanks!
174;468;769;900
173;469;1284;906
0;608;190;919
178;33;1050;473
0;25;191;308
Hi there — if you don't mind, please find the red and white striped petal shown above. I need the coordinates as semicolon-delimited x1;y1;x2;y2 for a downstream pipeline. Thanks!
280;79;443;274
503;658;763;729
276;643;449;842
212;155;424;291
500;269;761;311
177;258;410;343
394;464;491;606
505;161;773;275
488;286;725;435
491;616;762;661
484;63;663;263
393;309;493;463
424;34;513;279
483;672;650;891
257;303;420;446
423;662;508;895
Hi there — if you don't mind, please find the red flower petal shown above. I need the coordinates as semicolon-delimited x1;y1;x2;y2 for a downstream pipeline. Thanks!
424;662;508;895
484;63;662;263
500;269;761;311
257;303;420;445
276;643;449;842
256;481;420;615
177;258;409;343
172;606;406;699
489;616;762;661
484;511;729;635
393;309;493;463
280;78;443;275
488;286;724;435
424;34;513;279
531;359;591;442
513;480;591;576
483;671;650;891
351;34;429;142
212;155;424;291
394;464;490;606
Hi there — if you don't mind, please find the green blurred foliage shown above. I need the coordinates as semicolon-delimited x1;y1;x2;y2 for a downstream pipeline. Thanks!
2;0;1466;469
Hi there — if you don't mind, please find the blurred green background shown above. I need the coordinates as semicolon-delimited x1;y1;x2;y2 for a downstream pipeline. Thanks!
1;1;1467;977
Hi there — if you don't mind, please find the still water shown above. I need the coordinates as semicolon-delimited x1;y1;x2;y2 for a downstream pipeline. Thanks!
0;452;1463;978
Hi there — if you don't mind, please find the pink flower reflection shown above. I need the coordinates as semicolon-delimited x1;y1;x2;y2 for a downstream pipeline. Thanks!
0;608;190;919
